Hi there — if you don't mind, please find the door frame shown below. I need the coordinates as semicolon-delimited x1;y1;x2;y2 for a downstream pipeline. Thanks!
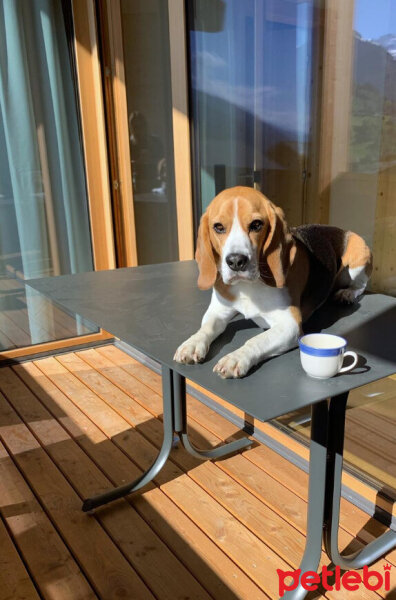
98;0;195;266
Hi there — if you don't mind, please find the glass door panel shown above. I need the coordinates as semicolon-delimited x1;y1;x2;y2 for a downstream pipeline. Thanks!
187;0;314;225
274;0;396;499
0;0;97;351
188;0;396;502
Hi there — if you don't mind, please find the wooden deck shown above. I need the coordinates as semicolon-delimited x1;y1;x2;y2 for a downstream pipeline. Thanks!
0;344;395;599
276;374;396;497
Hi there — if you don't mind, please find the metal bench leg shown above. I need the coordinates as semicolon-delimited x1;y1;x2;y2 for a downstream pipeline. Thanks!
323;392;396;569
82;366;175;512
172;371;252;460
282;400;329;600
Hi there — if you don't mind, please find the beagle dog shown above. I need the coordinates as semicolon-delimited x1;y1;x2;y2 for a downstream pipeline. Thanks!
174;186;372;378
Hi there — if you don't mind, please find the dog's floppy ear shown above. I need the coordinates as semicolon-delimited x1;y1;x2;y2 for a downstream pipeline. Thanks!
260;202;290;288
195;213;217;289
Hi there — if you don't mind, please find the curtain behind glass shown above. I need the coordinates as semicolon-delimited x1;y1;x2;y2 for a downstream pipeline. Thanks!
0;0;94;346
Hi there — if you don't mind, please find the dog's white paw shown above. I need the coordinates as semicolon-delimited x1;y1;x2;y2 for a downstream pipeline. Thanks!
174;335;208;364
213;349;252;379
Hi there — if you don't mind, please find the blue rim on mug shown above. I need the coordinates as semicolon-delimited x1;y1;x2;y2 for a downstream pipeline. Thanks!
298;334;347;357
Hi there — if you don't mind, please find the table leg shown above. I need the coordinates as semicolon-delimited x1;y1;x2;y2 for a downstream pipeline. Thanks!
282;400;329;600
172;371;253;459
323;392;396;569
82;365;175;512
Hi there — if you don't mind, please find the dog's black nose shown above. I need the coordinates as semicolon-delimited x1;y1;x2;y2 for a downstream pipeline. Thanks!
226;253;248;272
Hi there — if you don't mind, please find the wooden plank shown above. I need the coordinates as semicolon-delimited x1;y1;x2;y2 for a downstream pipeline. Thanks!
217;454;394;598
98;0;138;268
0;513;41;600
19;361;268;600
243;444;396;568
345;422;396;486
15;360;154;493
77;348;163;416
58;352;223;474
31;356;132;439
296;417;396;492
96;345;161;391
133;490;268;600
0;375;153;600
92;346;241;440
186;463;387;600
161;475;297;598
1;366;211;600
55;352;152;426
355;401;396;429
0;438;95;600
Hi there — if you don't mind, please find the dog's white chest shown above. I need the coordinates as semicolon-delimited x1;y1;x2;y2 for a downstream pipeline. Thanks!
231;281;289;326
235;291;261;320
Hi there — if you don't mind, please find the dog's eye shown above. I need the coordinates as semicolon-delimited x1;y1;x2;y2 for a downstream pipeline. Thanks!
249;219;263;232
213;223;226;234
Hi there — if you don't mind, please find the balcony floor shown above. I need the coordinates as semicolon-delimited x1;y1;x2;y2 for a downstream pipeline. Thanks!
0;345;394;599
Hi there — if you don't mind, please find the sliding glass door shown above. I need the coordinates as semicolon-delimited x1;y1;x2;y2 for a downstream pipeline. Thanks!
0;0;97;351
187;0;314;225
187;0;396;503
277;0;396;501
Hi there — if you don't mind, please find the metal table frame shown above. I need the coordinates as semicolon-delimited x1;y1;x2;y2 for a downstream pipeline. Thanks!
81;367;396;600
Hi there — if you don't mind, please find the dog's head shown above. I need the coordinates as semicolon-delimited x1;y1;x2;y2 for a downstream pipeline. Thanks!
195;186;291;290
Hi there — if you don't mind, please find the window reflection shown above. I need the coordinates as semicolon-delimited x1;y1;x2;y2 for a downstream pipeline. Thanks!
188;0;314;225
188;0;396;499
327;0;396;296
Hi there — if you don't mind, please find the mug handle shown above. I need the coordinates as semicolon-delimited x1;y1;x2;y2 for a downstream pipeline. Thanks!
339;351;358;373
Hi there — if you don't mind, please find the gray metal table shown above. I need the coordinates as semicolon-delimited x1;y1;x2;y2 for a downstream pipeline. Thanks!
29;260;396;600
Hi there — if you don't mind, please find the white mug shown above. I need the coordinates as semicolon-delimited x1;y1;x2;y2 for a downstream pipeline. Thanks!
299;333;358;379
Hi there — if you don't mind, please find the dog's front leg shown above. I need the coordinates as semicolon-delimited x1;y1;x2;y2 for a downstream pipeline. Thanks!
214;314;300;378
174;291;236;365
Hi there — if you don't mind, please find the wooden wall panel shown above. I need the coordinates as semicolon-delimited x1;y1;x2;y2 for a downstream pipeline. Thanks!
72;0;116;271
168;0;195;260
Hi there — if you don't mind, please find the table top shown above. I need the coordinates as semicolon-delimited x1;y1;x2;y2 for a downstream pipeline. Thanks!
28;261;396;423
